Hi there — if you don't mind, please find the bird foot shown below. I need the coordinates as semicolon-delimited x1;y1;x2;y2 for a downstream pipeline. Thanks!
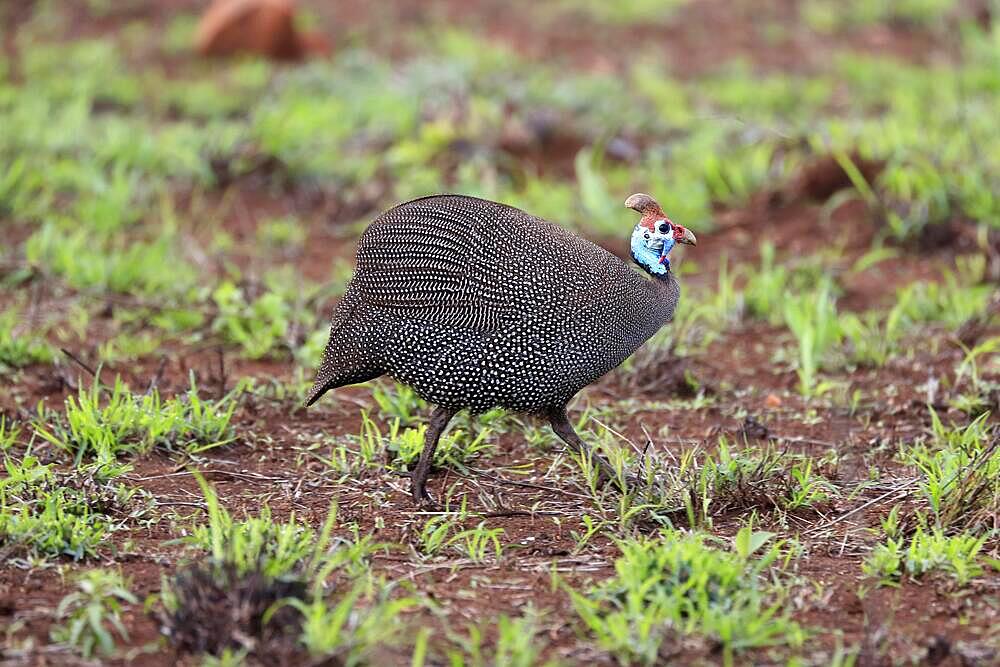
411;491;439;510
410;474;438;509
416;497;440;511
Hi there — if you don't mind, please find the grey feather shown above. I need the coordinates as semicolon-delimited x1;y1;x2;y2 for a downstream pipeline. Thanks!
305;194;680;414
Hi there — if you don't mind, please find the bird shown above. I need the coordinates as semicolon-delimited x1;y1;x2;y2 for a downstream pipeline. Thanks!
305;193;696;504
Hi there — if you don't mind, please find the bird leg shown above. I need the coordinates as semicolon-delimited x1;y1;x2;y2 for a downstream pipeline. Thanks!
548;409;621;489
411;406;457;505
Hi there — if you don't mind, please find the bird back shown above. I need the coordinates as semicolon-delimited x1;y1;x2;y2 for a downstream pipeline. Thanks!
307;195;679;412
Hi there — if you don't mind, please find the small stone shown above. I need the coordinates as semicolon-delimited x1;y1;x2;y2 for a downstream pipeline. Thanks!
195;0;330;61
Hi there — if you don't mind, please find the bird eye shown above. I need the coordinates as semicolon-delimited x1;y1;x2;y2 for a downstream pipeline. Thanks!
658;222;671;234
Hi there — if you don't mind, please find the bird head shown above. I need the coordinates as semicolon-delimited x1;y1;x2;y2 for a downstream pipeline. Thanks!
625;193;696;276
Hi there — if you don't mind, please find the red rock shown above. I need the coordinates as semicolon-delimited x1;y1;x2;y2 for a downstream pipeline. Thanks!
195;0;330;61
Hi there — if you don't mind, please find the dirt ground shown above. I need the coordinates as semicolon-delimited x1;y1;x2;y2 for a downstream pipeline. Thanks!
2;1;999;666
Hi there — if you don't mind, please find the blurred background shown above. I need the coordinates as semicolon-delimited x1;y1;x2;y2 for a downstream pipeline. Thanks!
1;0;998;383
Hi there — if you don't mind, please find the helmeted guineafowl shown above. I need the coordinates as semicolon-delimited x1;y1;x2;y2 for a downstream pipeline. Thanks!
306;193;696;503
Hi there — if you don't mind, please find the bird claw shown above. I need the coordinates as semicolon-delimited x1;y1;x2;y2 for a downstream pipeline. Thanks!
413;488;439;510
411;473;439;509
418;497;440;511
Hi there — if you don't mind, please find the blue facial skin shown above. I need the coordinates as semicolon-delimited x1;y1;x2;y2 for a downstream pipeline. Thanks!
658;237;676;266
630;224;676;276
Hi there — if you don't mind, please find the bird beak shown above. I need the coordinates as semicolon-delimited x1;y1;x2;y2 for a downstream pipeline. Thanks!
677;227;697;246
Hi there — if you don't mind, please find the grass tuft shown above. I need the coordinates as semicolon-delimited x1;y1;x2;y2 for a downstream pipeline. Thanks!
900;410;999;535
568;525;804;664
161;559;307;659
163;474;407;661
33;375;240;463
0;306;55;372
0;454;150;561
50;569;137;659
578;432;837;532
864;525;988;587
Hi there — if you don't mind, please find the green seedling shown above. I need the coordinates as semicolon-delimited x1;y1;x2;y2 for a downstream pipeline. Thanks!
899;410;998;534
372;381;427;426
51;569;138;658
567;525;803;665
33;375;240;463
864;527;988;587
0;455;148;561
286;583;417;662
0;306;55;371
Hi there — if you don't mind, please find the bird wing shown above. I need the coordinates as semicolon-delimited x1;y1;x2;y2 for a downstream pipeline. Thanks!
352;196;534;332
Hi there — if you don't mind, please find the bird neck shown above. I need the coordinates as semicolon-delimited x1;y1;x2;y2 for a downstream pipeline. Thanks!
647;269;680;324
650;268;677;289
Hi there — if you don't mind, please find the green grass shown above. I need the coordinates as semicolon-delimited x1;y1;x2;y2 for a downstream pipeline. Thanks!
50;569;137;658
744;252;995;391
256;216;308;250
743;244;830;325
182;472;348;583
185;473;385;583
288;583;417;663
0;455;150;561
97;330;164;363
817;46;1000;239
4;17;999;252
3;3;1000;663
899;410;998;534
33;375;240;463
162;474;410;662
553;0;689;25
569;525;804;665
212;281;297;360
185;503;323;580
891;258;994;329
343;411;495;476
446;612;554;667
211;267;337;360
4;22;998;358
0;416;20;451
25;223;199;298
951;336;1000;417
577;430;837;531
783;280;842;396
864;523;989;587
417;515;505;562
0;306;56;371
371;381;427;426
384;420;494;473
803;0;957;32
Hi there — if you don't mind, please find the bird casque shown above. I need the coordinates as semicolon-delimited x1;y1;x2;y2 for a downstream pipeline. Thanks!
306;193;696;503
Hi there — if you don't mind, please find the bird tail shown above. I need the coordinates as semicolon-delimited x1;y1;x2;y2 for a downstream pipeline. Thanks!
303;362;384;407
304;295;384;407
304;372;334;407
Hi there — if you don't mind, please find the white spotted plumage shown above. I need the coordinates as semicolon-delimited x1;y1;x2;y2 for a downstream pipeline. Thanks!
305;194;681;414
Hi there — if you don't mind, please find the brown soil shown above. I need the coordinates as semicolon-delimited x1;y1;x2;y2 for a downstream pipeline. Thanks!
3;1;999;666
4;0;972;78
4;272;997;664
